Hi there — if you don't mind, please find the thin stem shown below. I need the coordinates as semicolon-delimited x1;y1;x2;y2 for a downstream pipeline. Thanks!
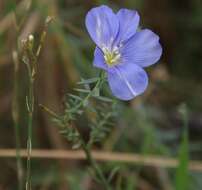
70;71;106;113
81;141;112;190
87;112;112;149
24;17;51;190
76;73;112;189
25;71;34;190
36;16;53;58
12;51;23;190
41;72;111;189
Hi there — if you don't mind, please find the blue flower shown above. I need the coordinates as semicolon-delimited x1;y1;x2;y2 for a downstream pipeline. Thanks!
85;5;162;100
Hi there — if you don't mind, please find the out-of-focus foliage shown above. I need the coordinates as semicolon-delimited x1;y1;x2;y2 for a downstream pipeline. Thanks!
0;0;202;189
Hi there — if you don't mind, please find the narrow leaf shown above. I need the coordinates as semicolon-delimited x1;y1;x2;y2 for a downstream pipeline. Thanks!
175;104;189;190
74;88;91;93
77;77;99;85
108;166;120;182
68;94;82;101
93;95;113;102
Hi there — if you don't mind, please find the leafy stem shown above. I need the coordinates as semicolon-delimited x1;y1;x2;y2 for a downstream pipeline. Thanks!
81;139;112;190
40;72;112;189
12;51;23;190
23;36;36;190
23;17;52;190
69;71;106;113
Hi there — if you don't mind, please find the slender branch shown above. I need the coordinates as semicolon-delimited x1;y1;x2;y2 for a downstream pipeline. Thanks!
87;111;113;148
70;71;105;113
25;59;34;190
81;141;112;190
23;17;51;190
40;72;111;189
74;75;111;189
40;71;106;121
69;75;112;189
12;51;23;190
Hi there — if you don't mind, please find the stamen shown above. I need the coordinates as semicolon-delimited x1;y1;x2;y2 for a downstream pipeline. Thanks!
103;46;121;66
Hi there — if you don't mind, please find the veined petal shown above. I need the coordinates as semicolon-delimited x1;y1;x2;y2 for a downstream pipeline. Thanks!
107;63;148;100
121;29;162;67
85;5;119;48
116;9;140;43
93;47;108;70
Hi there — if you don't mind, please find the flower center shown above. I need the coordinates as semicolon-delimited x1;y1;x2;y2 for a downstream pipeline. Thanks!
102;47;121;67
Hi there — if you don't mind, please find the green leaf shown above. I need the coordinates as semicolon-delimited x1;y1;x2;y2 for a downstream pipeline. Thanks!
72;141;82;149
59;129;68;134
68;94;82;101
87;167;102;183
175;129;189;190
92;87;100;97
108;166;120;182
77;77;99;85
76;110;83;115
83;99;88;107
74;88;91;93
175;104;189;190
126;175;136;190
93;96;113;102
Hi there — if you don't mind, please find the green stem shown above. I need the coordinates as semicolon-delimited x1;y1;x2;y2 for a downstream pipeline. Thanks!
81;141;111;190
15;123;23;190
23;17;50;190
26;76;34;190
12;51;23;190
41;72;111;189
70;71;105;113
26;116;32;190
78;72;111;189
87;112;112;149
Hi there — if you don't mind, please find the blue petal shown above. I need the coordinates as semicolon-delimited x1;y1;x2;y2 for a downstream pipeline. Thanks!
93;47;107;70
85;5;119;48
121;29;162;67
107;63;148;100
116;9;140;43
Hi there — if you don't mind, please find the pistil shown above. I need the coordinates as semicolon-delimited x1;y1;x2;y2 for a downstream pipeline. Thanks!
102;47;121;66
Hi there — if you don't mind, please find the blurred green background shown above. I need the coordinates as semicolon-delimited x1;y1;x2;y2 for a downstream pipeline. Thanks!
0;0;202;189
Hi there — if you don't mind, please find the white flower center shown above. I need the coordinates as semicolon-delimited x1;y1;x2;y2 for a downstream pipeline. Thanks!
102;46;121;67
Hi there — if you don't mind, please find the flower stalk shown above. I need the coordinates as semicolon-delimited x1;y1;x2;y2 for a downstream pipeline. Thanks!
22;17;52;190
25;62;34;190
12;51;23;190
70;71;105;113
82;141;112;190
41;72;112;190
23;34;35;190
